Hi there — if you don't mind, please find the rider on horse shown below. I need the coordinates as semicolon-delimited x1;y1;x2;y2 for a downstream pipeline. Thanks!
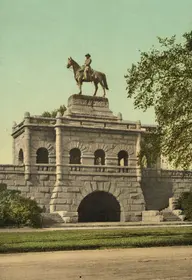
66;55;109;97
79;54;92;80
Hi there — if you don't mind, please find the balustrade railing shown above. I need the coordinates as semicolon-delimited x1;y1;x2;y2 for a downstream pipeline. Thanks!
29;117;56;125
12;115;144;131
142;168;192;178
161;169;192;178
0;164;25;173
35;164;56;172
68;164;138;174
1;163;191;178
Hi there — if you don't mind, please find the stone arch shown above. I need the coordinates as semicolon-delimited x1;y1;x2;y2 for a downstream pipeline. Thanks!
32;142;55;164
88;143;113;154
69;148;81;164
76;181;125;221
18;149;24;164
36;147;49;164
94;149;105;165
112;144;135;157
64;141;88;154
118;150;128;166
78;191;120;222
32;142;55;156
46;143;55;156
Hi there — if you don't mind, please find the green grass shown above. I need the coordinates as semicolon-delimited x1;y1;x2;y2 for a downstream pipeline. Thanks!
0;227;192;253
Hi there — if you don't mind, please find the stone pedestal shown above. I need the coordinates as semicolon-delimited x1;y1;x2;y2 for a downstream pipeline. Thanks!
64;94;118;121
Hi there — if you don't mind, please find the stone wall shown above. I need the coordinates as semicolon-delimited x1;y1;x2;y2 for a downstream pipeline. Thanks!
1;164;192;222
12;129;25;165
12;125;56;166
62;127;138;167
30;127;56;165
0;164;56;212
141;169;192;210
1;94;191;224
50;167;145;222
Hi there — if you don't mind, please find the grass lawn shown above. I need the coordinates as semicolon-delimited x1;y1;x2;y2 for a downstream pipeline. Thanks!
0;227;192;253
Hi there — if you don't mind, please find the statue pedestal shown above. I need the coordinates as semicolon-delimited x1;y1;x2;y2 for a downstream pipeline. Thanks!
64;94;117;121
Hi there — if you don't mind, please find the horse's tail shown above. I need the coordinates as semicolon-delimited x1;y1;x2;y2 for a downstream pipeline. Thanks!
102;73;109;90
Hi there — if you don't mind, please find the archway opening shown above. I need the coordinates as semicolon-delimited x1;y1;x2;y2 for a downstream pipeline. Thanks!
94;149;105;165
18;149;24;164
36;148;49;164
78;191;121;222
118;150;128;166
69;148;81;164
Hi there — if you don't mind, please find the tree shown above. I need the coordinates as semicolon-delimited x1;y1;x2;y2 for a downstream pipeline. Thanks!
138;127;161;168
41;105;66;118
125;31;192;169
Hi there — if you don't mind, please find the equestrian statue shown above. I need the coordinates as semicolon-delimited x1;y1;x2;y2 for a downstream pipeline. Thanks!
66;54;109;97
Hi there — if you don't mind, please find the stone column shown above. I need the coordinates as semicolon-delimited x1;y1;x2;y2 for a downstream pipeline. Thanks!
105;156;118;166
136;120;141;181
105;156;118;173
55;112;63;182
24;112;31;181
82;152;94;165
12;122;17;165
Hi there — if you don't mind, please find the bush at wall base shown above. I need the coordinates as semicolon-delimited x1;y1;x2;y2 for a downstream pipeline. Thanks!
176;191;192;221
0;185;43;228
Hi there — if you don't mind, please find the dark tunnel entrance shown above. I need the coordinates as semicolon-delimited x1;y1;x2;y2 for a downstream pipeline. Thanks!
78;191;121;222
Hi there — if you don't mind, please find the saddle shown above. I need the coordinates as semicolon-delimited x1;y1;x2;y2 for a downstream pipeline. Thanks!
79;68;95;81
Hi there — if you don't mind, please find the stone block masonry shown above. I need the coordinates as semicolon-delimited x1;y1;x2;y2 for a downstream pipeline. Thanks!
0;94;192;223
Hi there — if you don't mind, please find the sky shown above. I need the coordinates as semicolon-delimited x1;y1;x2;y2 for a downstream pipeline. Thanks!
0;0;192;164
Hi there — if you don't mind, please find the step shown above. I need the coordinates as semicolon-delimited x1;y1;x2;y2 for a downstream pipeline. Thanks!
161;212;181;222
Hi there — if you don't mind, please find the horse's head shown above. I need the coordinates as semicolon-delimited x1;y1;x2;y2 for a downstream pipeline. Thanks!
66;57;73;68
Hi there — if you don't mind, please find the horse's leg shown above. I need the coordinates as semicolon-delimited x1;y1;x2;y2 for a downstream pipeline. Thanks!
93;81;98;96
103;87;106;98
101;82;106;97
78;81;82;95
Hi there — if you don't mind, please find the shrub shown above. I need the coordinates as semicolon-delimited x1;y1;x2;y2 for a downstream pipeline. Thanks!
0;189;20;226
176;191;192;221
0;183;7;191
0;189;43;228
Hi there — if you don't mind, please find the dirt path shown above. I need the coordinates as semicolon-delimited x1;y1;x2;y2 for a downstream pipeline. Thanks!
0;246;192;280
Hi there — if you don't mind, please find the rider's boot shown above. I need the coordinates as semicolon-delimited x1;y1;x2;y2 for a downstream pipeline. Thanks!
84;73;87;81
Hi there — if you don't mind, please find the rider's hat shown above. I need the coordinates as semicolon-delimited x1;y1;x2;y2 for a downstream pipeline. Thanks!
85;53;91;57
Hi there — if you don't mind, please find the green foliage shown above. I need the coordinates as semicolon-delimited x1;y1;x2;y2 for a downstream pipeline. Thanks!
0;228;191;253
0;189;43;228
125;31;192;169
176;191;192;221
0;183;7;191
139;127;161;168
41;105;67;118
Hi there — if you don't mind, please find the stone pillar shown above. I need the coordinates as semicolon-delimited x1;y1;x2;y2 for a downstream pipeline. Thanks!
55;112;63;182
24;112;31;181
105;156;118;166
105;156;118;173
82;152;94;165
12;122;17;164
136;120;141;181
63;152;70;165
169;197;178;211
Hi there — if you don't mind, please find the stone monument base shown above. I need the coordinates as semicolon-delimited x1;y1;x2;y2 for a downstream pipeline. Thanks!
64;94;118;121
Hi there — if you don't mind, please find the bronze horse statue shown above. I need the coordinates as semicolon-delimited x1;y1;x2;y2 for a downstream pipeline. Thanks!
66;57;109;97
